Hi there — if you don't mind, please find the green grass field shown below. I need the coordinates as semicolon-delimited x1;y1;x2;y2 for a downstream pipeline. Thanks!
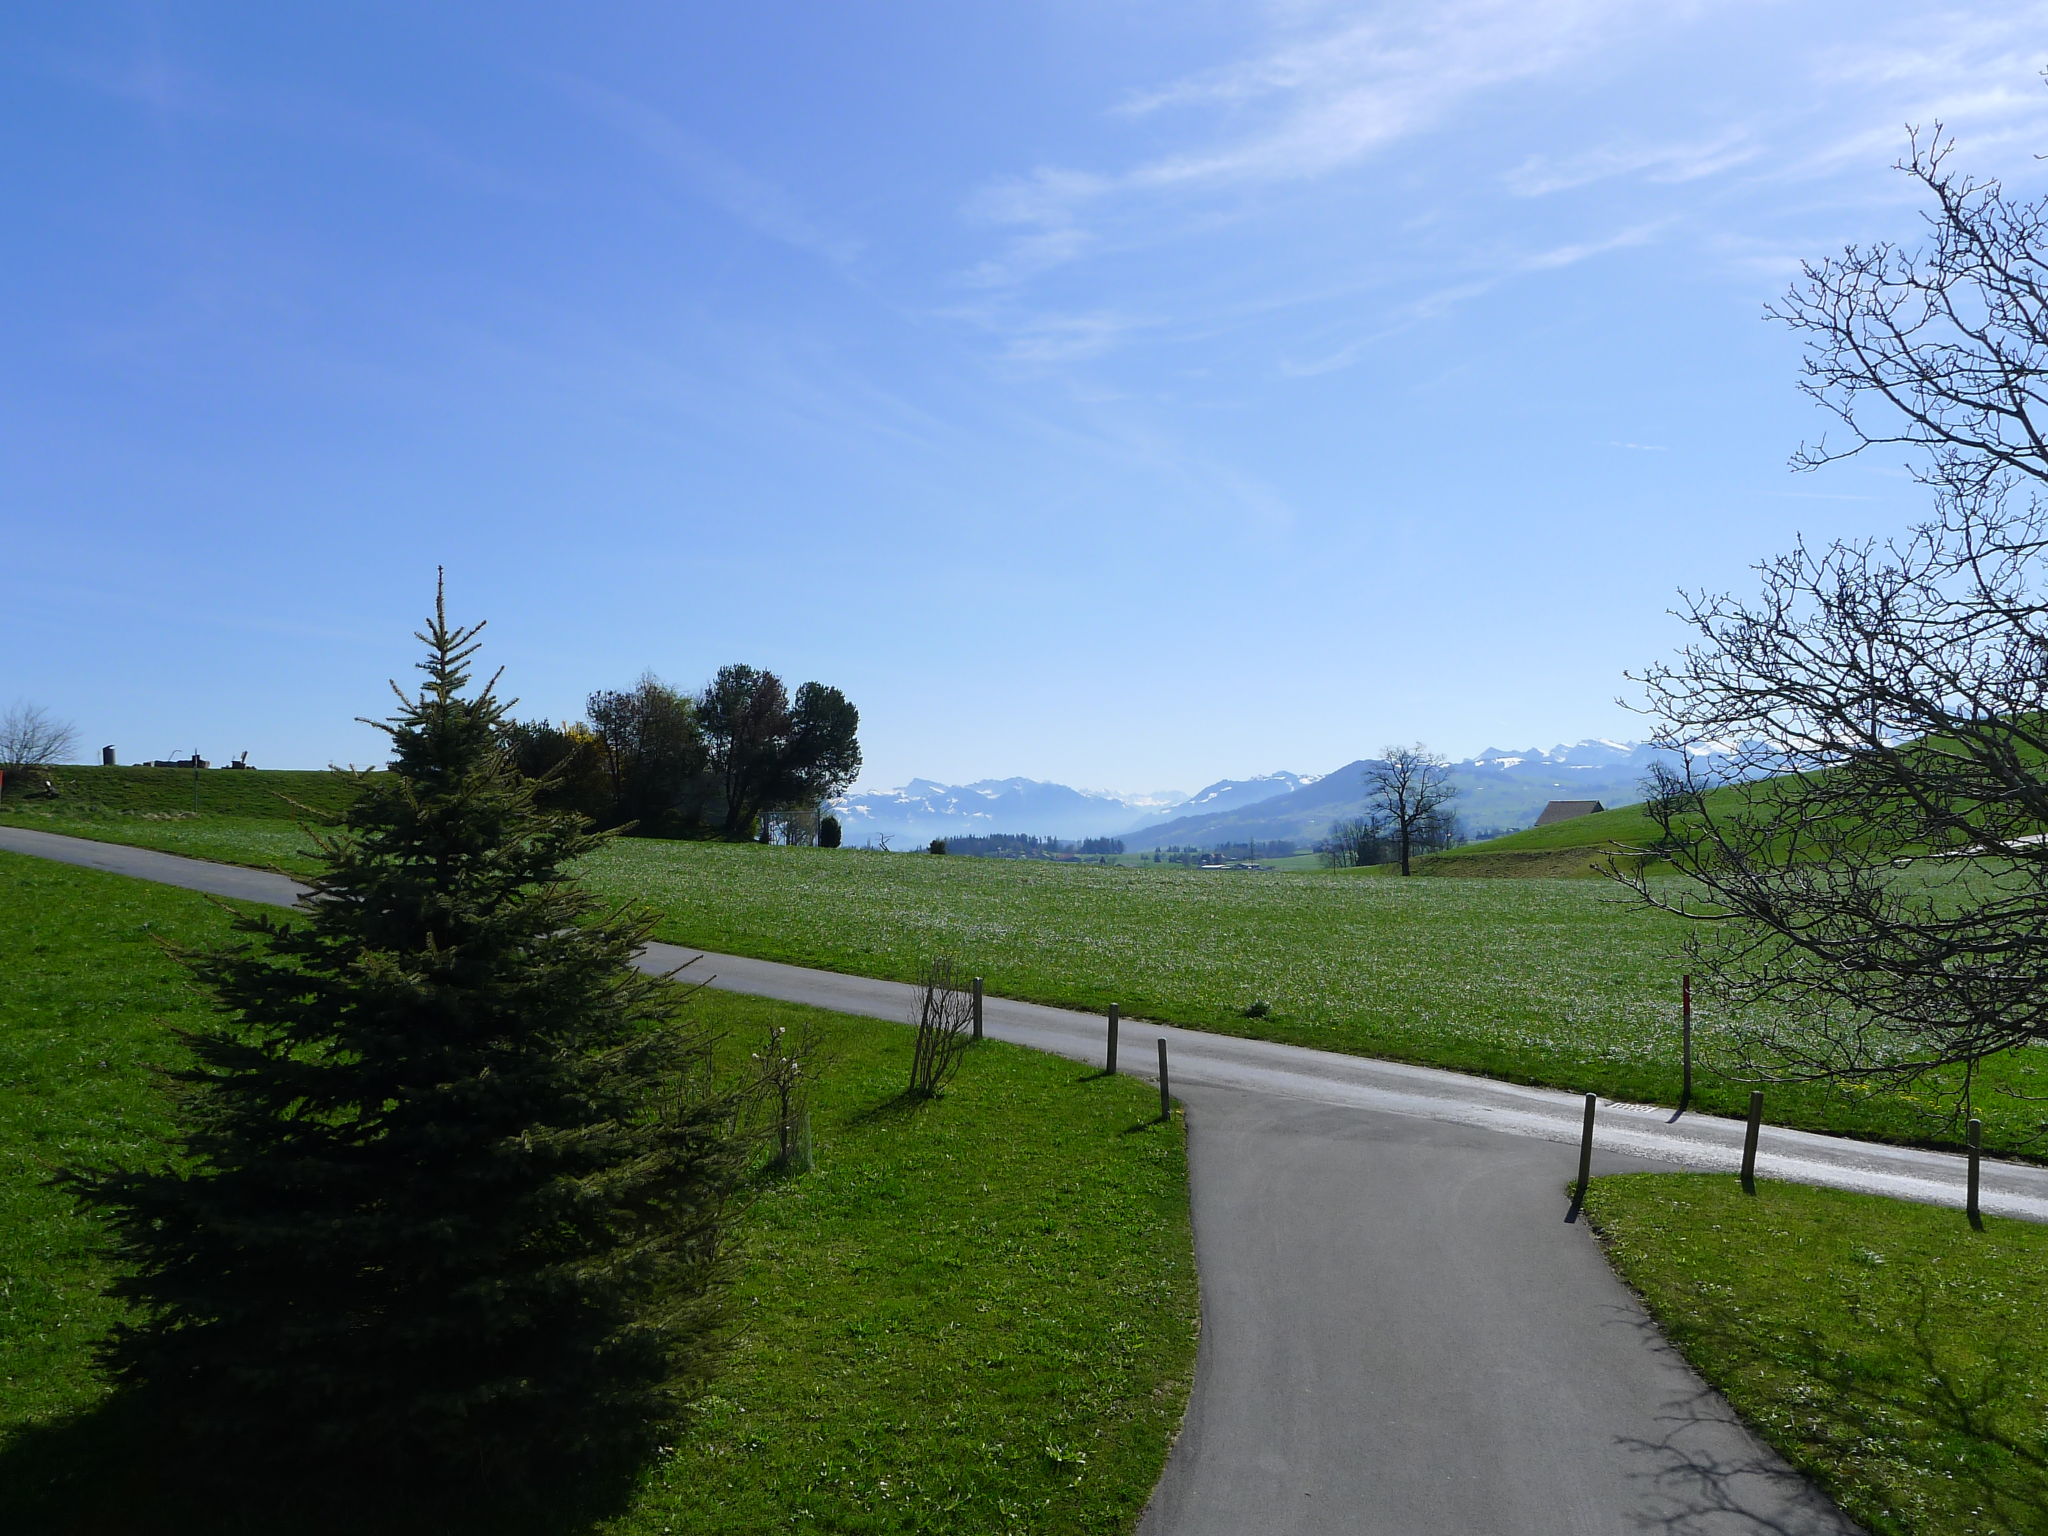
12;807;2043;1154
1416;800;1667;877
2;763;368;820
576;840;2048;1153
1;852;1197;1534
1586;1174;2048;1536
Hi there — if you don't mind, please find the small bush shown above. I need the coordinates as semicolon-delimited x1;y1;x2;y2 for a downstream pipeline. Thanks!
908;958;973;1098
818;815;842;849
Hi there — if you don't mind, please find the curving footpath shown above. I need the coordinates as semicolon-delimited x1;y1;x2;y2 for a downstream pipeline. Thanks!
13;825;2008;1531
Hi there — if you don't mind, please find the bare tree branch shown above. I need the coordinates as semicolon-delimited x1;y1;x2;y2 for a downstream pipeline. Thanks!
0;701;78;776
1625;117;2048;1107
1364;745;1458;876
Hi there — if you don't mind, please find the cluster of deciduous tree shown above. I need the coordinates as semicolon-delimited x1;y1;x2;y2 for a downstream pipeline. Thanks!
943;833;1066;859
503;664;859;841
942;833;1130;859
1320;809;1460;868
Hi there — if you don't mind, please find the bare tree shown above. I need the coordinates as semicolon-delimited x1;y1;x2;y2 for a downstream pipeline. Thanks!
907;957;974;1098
0;701;77;777
750;1018;821;1172
1365;745;1458;876
1621;121;2048;1099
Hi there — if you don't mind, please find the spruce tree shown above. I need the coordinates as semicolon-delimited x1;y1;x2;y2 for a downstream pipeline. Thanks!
71;587;744;1517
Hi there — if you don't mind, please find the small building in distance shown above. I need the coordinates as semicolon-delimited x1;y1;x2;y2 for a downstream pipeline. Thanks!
1534;799;1605;827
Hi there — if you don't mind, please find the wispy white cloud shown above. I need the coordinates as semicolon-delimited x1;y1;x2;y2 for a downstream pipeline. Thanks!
967;0;1649;288
1789;8;2048;177
556;76;863;266
1507;130;1761;196
1520;221;1669;270
998;311;1149;365
1279;220;1666;375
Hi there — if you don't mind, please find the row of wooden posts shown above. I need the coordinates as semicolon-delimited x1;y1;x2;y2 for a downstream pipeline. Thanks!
974;969;1988;1218
1577;973;1987;1229
969;980;1175;1123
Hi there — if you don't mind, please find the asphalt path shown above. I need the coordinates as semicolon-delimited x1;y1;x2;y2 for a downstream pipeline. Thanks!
7;824;1980;1531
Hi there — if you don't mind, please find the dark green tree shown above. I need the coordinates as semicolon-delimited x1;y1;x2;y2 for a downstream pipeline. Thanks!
697;665;860;839
818;813;843;848
500;716;610;823
586;674;708;834
68;588;746;1520
784;681;861;806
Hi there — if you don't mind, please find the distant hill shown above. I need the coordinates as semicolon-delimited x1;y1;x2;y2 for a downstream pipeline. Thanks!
828;770;1311;846
830;742;1712;849
828;776;1186;845
1127;742;1691;850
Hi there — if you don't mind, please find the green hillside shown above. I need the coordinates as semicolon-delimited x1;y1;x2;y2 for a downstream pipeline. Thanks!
1420;800;1666;876
0;765;369;821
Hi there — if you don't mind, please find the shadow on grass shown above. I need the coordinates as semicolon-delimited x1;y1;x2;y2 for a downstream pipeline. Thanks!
1638;1264;2048;1532
847;1084;996;1127
0;1391;646;1536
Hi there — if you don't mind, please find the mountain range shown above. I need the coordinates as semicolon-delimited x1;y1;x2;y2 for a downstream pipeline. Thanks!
828;743;1680;848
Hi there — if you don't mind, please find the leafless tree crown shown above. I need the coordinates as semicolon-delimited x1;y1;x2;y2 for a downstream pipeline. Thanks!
1628;121;2048;1099
1770;128;2048;507
1364;744;1457;876
0;701;78;774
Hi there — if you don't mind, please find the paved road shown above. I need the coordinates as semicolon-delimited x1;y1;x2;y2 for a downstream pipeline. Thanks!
0;826;1921;1531
1144;1092;1853;1535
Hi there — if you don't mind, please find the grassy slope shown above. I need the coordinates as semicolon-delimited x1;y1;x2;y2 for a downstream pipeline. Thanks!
0;852;1196;1535
1586;1174;2048;1536
5;764;368;819
1419;800;1667;877
12;816;2042;1153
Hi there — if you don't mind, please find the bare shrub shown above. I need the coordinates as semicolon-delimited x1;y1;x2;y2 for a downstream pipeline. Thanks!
750;1019;820;1172
907;957;974;1098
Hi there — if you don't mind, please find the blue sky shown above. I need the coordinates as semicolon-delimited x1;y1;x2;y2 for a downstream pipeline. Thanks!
7;2;2048;793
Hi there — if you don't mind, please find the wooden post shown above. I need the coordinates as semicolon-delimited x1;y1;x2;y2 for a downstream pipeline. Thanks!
1106;1003;1120;1075
1680;973;1693;1111
1967;1117;1984;1231
1158;1038;1171;1122
1575;1093;1596;1207
1740;1089;1764;1195
971;976;984;1041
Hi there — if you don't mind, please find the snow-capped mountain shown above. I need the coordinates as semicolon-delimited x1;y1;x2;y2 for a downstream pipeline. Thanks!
827;770;1313;845
829;742;1709;850
827;777;1187;845
1161;771;1321;823
1134;739;1710;849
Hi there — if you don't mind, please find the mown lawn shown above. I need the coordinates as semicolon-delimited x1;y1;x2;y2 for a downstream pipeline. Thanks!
1586;1174;2048;1536
13;814;2042;1153
0;851;1196;1535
